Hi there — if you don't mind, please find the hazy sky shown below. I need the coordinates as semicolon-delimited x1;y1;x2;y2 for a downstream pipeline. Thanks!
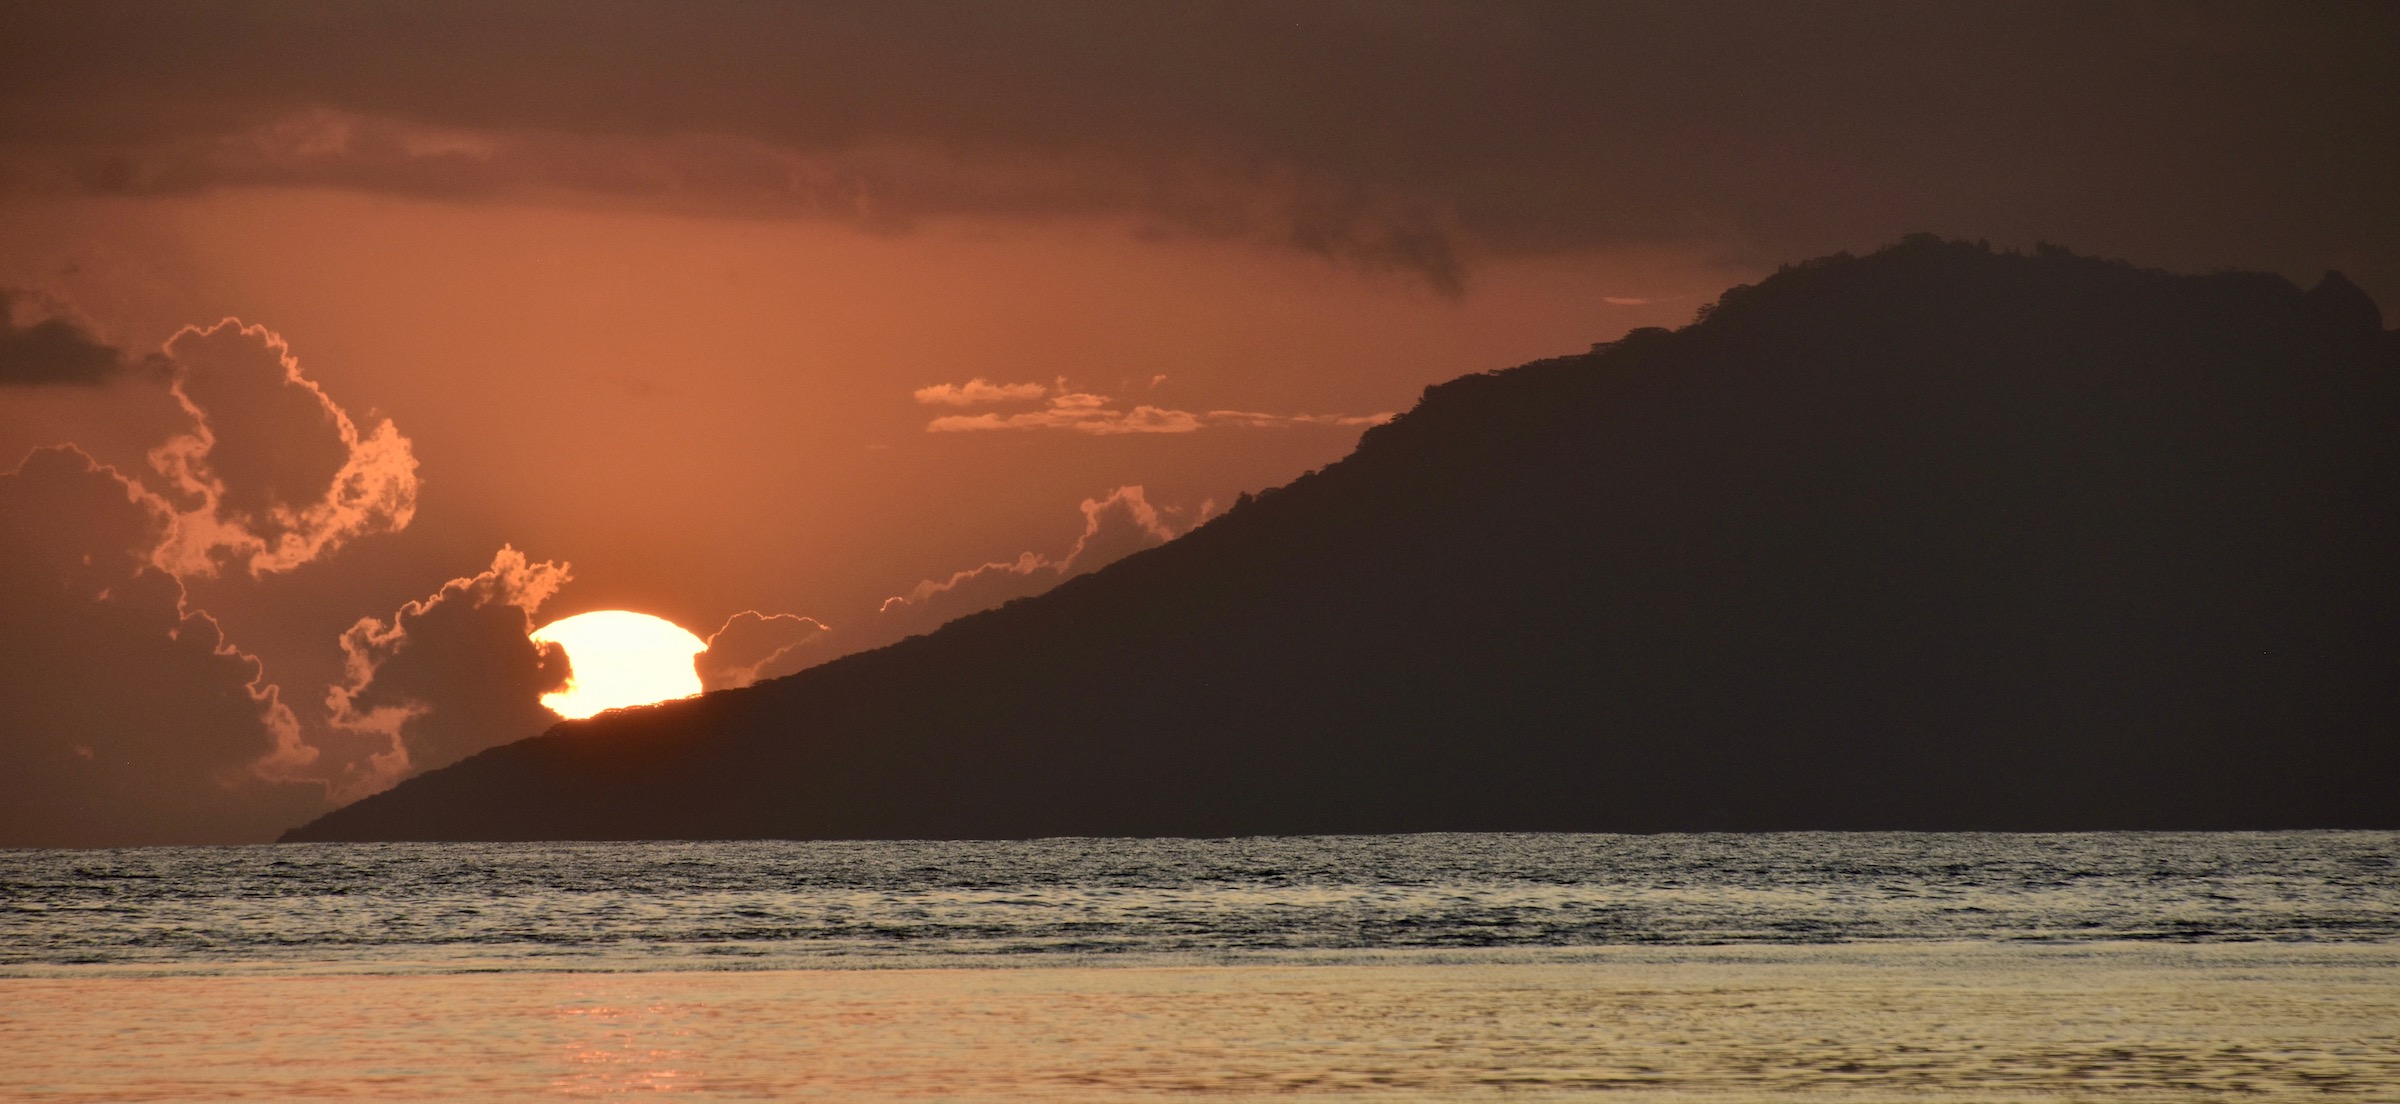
3;1;2394;845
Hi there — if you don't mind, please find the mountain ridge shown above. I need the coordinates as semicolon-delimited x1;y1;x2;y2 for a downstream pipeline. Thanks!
285;237;2400;842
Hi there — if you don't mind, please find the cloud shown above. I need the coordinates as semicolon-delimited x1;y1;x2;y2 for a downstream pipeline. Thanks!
1202;410;1396;429
863;486;1191;650
6;5;2396;300
923;387;1390;435
300;547;572;800
0;314;438;843
698;611;833;691
0;301;559;838
689;490;1209;686
0;290;162;387
925;398;1202;435
7;106;1469;292
0;393;1204;842
141;320;419;578
913;378;1049;405
0;446;319;846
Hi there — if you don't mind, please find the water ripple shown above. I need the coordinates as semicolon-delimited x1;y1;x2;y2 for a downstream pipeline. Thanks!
1;831;2393;974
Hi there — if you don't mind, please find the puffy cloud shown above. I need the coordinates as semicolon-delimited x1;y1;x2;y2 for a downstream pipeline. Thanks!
923;387;1389;435
0;304;553;839
913;378;1049;406
0;290;163;387
0;446;318;846
698;611;833;691
0;313;439;843
300;547;573;800
1051;485;1187;575
143;320;419;578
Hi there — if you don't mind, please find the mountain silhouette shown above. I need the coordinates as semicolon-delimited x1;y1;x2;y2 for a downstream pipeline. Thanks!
286;238;2400;842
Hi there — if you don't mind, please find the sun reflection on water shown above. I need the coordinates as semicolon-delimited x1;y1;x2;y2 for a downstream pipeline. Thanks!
551;993;700;1096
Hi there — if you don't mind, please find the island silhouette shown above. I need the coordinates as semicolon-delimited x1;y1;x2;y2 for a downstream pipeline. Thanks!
285;237;2400;842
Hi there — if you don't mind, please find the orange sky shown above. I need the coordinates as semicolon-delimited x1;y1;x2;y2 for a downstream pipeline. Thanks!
0;188;1737;843
3;2;2393;845
1;188;1726;621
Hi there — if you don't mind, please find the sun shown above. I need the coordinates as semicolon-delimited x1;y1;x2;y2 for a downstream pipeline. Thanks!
529;610;708;719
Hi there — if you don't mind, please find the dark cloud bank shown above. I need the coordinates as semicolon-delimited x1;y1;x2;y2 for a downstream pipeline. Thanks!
3;2;2395;301
292;240;2400;842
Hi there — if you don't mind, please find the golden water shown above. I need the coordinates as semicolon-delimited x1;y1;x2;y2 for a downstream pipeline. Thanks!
6;944;2395;1101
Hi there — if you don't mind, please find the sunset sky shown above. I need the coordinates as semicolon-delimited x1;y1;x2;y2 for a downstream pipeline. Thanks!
3;2;2395;846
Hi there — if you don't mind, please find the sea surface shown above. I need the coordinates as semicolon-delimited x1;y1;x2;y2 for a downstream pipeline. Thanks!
4;832;2397;1100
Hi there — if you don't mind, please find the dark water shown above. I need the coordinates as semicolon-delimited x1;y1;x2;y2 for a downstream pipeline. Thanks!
4;831;2393;975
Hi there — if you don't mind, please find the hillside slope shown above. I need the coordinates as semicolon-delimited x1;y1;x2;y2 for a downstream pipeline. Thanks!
287;239;2400;841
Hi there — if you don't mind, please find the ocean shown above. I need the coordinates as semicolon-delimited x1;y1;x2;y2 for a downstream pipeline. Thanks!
4;832;2396;1100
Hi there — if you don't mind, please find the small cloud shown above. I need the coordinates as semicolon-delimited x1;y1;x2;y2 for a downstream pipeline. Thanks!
621;488;1215;689
926;389;1387;435
924;412;1011;432
913;378;1049;405
1109;405;1207;434
698;610;832;691
923;389;1206;435
1204;409;1395;429
0;290;161;387
1602;296;1656;306
866;486;1186;646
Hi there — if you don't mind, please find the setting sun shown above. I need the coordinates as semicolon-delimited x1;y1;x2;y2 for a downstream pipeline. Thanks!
530;610;708;719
